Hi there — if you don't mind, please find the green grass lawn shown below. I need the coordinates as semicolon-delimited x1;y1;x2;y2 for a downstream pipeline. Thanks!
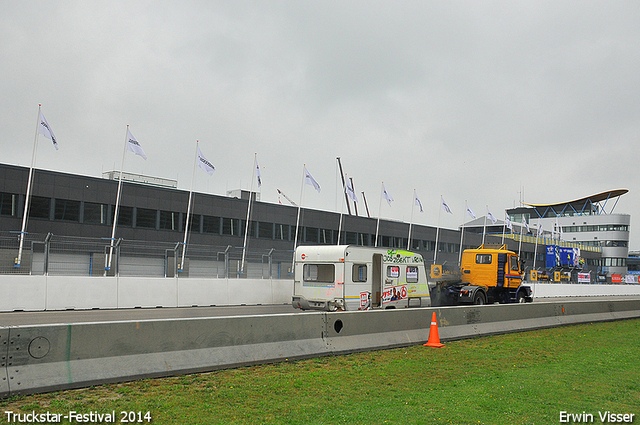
2;319;639;424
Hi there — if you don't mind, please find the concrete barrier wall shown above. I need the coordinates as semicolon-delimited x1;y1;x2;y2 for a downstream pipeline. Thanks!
2;276;640;312
2;298;640;398
531;282;640;298
0;277;293;312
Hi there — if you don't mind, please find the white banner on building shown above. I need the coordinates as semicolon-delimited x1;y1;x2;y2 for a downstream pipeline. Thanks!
578;272;591;283
625;274;637;284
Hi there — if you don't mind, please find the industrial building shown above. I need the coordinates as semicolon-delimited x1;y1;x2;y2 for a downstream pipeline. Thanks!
0;163;614;281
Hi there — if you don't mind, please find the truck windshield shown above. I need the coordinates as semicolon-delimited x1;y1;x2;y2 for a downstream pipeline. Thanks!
303;264;335;283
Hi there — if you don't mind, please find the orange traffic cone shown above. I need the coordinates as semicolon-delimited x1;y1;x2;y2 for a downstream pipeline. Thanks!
423;312;444;348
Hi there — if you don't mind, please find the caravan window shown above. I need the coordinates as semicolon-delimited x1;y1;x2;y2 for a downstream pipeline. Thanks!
406;266;419;283
352;264;367;282
303;264;335;283
387;266;400;278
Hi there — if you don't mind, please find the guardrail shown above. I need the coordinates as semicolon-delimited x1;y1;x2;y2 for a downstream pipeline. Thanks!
2;298;640;398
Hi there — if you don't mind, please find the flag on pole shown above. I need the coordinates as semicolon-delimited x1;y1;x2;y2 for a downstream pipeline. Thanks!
487;210;497;224
414;190;423;212
126;129;147;160
197;146;215;175
382;184;394;206
441;196;452;214
304;166;321;192
255;160;262;187
345;176;357;202
537;223;544;236
38;111;58;150
466;205;477;219
522;218;530;233
505;214;513;231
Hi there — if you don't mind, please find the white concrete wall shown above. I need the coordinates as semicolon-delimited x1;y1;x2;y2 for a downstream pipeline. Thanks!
0;276;294;312
2;276;640;312
530;282;640;298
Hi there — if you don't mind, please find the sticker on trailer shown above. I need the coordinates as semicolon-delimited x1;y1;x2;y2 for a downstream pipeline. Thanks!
360;291;371;309
382;284;407;304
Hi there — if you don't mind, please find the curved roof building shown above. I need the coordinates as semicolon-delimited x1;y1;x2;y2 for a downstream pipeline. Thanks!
508;189;630;281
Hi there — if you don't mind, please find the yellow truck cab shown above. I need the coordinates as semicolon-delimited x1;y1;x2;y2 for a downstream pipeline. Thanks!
431;244;532;306
292;245;430;311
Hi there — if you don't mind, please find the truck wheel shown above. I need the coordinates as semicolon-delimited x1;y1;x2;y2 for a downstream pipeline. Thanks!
473;291;486;305
517;292;526;303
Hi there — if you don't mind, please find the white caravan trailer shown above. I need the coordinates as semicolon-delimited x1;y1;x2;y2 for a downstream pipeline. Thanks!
291;245;430;311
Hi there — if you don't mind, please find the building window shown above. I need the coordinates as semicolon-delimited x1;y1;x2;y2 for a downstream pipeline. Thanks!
318;229;329;244
0;192;17;216
258;222;273;239
305;227;319;243
136;208;157;229
29;196;50;219
345;232;358;245
186;214;200;233
275;224;289;241
116;206;133;227
84;202;107;224
54;199;81;222
203;215;220;234
160;211;181;231
222;217;239;236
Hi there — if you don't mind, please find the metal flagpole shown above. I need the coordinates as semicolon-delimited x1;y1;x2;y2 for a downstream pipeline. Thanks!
241;153;257;273
292;165;306;263
482;205;488;245
433;196;443;265
407;189;415;250
337;173;346;245
16;105;42;268
458;200;467;265
533;224;541;270
179;141;199;272
518;220;524;258
374;182;383;247
106;125;130;274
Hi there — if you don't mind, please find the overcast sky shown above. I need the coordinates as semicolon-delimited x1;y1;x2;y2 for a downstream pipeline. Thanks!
2;1;639;248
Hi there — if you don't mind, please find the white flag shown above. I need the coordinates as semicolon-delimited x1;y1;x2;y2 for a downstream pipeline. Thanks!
466;205;477;219
537;223;544;236
304;166;321;192
414;190;423;212
441;197;452;214
255;160;262;187
126;129;147;160
522;218;530;233
38;111;58;150
505;214;513;231
197;147;215;176
382;184;394;206
345;176;357;202
487;210;497;224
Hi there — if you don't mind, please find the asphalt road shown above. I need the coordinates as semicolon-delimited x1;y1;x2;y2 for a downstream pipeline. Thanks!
2;295;640;327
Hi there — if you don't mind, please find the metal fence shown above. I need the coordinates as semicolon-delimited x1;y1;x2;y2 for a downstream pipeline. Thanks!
0;231;294;279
